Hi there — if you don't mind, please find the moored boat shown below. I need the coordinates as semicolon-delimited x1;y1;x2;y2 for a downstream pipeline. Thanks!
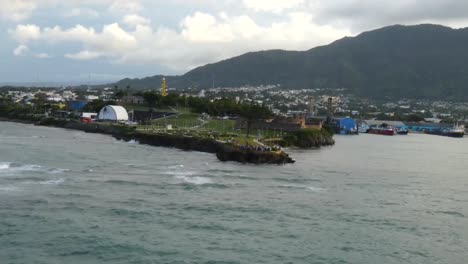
424;124;465;138
367;123;396;136
368;127;396;136
396;128;409;135
358;124;370;133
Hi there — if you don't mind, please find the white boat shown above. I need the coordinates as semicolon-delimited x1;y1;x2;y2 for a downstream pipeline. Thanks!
358;123;369;133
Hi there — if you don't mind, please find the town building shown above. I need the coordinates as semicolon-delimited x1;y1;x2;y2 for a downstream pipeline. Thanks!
332;117;357;134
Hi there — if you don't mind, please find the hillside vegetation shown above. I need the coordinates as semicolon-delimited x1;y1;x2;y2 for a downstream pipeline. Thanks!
116;24;468;100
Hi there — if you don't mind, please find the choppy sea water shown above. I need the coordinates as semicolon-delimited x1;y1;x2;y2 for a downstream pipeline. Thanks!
1;121;467;264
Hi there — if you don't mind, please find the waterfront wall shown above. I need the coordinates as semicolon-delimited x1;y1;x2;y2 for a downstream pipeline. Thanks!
0;117;295;165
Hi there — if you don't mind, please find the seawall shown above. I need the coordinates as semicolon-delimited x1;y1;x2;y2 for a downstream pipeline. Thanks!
0;117;295;165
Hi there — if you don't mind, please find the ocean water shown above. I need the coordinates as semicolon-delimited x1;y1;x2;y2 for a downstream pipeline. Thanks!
1;121;467;264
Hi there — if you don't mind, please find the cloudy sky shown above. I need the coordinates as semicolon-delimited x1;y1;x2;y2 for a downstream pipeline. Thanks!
1;0;468;84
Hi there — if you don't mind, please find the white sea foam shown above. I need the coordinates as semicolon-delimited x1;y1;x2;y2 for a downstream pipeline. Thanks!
16;165;42;173
306;186;324;192
177;176;212;185
0;162;42;174
279;185;324;192
49;168;70;174
166;170;196;177
0;162;11;170
167;167;211;185
127;139;139;144
39;178;65;185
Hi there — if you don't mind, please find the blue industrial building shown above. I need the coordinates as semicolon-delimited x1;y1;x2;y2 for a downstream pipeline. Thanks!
68;101;88;111
332;117;357;134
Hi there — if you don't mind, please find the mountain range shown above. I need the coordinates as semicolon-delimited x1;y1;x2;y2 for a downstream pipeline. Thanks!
115;24;468;100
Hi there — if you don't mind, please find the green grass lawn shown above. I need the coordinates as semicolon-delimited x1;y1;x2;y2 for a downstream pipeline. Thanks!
231;136;261;146
136;113;202;129
203;119;236;132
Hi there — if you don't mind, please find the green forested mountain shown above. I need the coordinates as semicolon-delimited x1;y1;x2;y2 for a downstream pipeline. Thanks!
116;24;468;99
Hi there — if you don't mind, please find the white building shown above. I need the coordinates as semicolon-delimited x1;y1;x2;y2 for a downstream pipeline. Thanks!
86;95;99;101
98;105;129;121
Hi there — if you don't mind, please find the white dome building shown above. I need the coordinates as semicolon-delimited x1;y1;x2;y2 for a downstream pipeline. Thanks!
98;105;129;121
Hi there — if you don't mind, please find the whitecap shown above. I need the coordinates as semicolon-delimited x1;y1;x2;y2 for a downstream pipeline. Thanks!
127;139;139;144
165;170;196;177
306;186;324;192
15;164;42;173
0;162;42;174
0;162;11;170
39;178;65;185
49;168;70;174
278;185;324;192
177;176;212;185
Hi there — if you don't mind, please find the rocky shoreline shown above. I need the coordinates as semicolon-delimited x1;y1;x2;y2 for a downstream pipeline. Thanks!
0;117;295;165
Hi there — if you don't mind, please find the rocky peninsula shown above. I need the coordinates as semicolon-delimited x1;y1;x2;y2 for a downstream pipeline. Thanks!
0;117;297;164
1;112;336;164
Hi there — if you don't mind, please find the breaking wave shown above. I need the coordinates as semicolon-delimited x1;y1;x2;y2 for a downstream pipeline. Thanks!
0;162;69;176
177;176;212;185
0;162;42;174
0;162;10;170
39;178;65;185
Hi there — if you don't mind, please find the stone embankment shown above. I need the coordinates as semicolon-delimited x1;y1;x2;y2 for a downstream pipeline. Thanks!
1;118;295;165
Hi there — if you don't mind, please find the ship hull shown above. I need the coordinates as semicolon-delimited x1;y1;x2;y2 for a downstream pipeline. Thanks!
445;132;464;138
397;130;409;135
368;129;395;136
424;130;464;138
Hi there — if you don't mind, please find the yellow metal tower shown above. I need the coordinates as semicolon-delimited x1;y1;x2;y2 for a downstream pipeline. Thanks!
161;77;167;97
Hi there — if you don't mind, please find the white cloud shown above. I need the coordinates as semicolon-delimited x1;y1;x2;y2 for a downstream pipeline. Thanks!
10;24;41;43
0;0;37;21
9;11;349;70
13;44;29;56
243;0;304;13
122;14;150;27
181;12;236;42
65;50;102;60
